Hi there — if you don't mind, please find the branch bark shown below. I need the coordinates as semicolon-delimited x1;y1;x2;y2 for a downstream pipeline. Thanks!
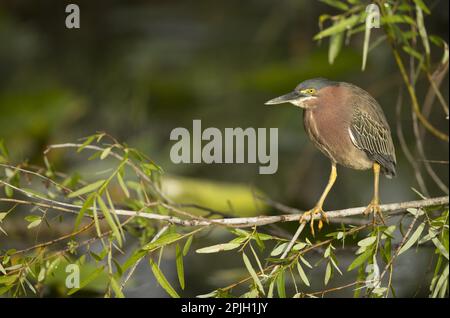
1;184;447;228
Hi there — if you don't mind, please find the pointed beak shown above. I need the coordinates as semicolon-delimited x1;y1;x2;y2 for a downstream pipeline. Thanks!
264;91;303;105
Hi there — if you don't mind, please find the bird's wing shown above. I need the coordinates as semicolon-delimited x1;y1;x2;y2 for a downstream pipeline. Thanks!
349;107;397;177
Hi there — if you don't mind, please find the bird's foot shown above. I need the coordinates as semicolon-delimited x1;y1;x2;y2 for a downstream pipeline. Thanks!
364;199;385;225
300;206;329;236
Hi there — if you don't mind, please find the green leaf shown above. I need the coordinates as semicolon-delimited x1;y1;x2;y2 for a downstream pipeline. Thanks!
196;243;241;254
122;249;147;272
292;242;306;251
398;222;425;255
77;135;96;153
357;236;377;247
328;24;344;64
324;262;332;285
276;270;286;298
176;244;185;290
0;212;7;222
100;147;112;160
68;179;105;198
296;262;310;287
413;0;430;14
416;5;430;61
116;173;130;198
381;15;415;25
300;256;313;269
314;14;360;40
143;233;182;251
149;259;180;298
270;243;288;257
432;237;449;260
361;16;371;70
183;235;193;256
110;277;125;298
67;267;104;295
267;279;275;298
242;253;265;295
97;195;122;247
25;215;42;229
402;45;423;61
347;248;372;271
0;274;19;285
74;193;95;230
4;185;13;198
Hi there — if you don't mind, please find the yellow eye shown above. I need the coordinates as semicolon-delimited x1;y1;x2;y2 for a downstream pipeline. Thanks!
302;88;316;95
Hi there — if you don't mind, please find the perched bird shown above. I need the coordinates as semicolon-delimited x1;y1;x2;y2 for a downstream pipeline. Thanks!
265;78;396;234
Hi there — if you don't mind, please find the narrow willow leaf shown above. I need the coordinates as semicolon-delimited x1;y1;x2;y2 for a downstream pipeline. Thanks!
0;263;6;275
300;256;313;269
91;199;102;240
143;233;182;251
249;244;264;274
267;279;275;298
328;27;344;64
314;14;360;40
432;237;449;260
402;45;423;61
68;179;105;198
358;236;377;247
242;253;265;295
100;147;112;160
97;195;122;247
122;250;147;272
324;262;332;285
347;248;372;271
110;277;125;298
74;193;95;230
270;243;288;257
296;262;310;287
4;185;13;198
149;259;180;298
176;244;185;290
0;274;18;284
196;243;241;254
413;0;431;14
67;267;104;295
0;212;7;222
432;265;449;298
292;242;306;251
416;6;430;60
276;271;286;298
116;172;130;198
77;135;96;153
362;16;371;70
183;235;193;256
398;223;425;255
381;15;415;25
27;219;42;229
106;190;124;240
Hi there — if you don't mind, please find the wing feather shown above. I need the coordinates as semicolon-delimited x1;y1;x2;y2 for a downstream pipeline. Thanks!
350;108;396;177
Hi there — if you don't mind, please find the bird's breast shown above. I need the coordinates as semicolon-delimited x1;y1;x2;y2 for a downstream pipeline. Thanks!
303;106;372;170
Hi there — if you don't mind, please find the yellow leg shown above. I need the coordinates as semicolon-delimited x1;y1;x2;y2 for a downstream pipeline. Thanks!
300;163;337;236
364;163;384;224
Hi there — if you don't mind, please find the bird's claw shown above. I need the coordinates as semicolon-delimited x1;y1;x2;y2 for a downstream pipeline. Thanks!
364;199;385;225
300;206;329;236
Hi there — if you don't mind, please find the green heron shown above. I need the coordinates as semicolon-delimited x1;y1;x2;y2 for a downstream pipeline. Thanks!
265;78;396;234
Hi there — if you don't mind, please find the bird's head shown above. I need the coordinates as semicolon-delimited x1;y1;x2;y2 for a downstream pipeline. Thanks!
265;78;336;109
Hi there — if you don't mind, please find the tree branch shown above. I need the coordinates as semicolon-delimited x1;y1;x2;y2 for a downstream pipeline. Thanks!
1;182;447;228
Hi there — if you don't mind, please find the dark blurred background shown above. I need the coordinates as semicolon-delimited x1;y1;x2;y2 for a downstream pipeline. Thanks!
0;0;448;297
